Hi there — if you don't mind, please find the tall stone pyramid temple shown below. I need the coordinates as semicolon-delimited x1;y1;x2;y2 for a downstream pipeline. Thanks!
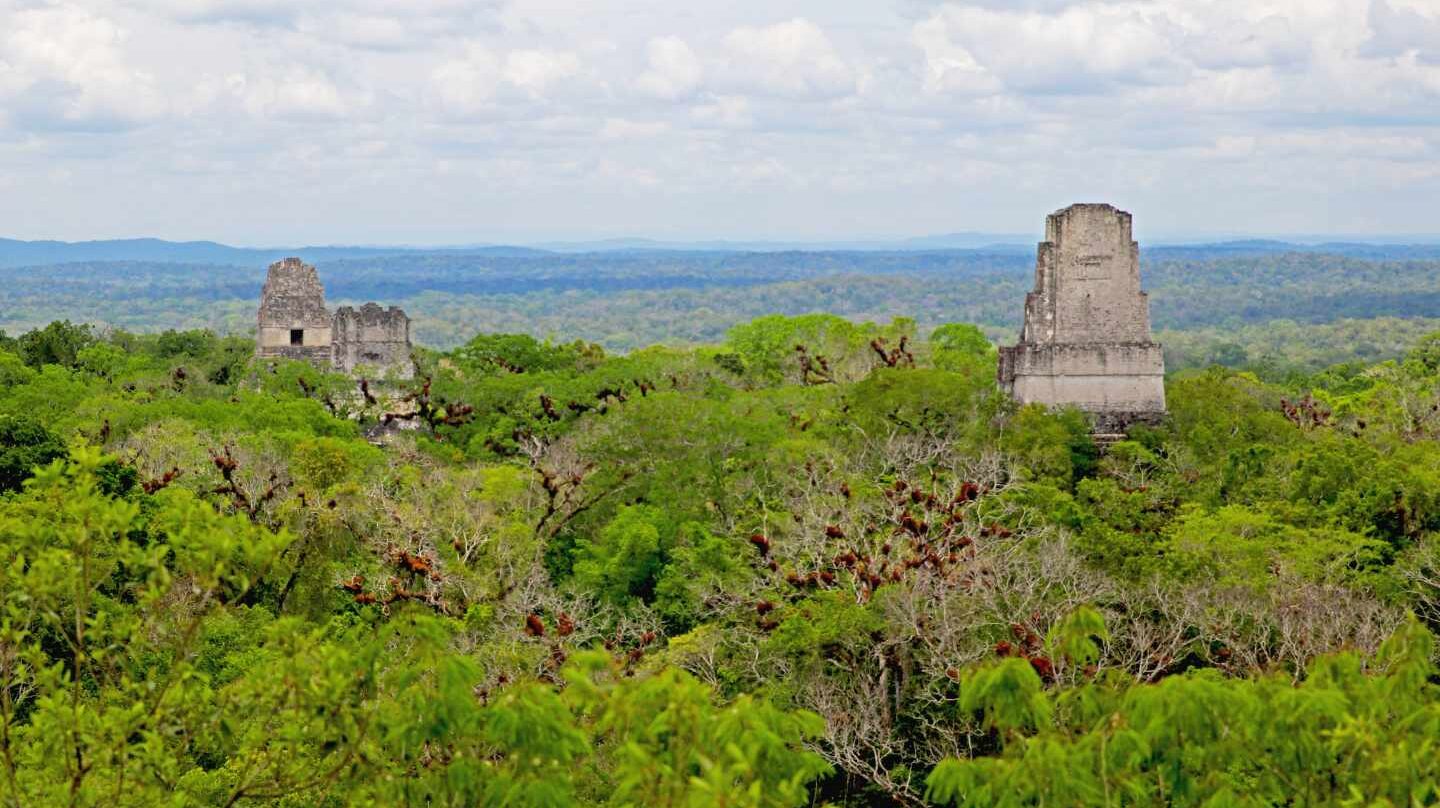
997;203;1166;434
255;257;414;379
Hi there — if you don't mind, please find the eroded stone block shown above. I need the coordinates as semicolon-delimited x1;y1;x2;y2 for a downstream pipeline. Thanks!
998;204;1166;432
254;257;414;379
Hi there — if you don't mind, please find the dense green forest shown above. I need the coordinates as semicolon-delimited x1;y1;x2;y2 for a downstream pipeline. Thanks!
4;249;1440;374
2;313;1439;805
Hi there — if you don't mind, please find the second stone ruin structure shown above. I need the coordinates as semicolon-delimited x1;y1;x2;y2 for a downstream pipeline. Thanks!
255;257;414;379
998;203;1166;434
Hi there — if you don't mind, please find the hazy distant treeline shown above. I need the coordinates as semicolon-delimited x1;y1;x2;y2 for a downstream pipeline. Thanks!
3;250;1440;373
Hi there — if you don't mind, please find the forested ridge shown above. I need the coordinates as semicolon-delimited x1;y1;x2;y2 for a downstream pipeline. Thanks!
2;314;1440;806
4;249;1440;371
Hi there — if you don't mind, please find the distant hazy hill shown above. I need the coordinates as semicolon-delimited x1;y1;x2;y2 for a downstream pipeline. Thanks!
6;235;1440;269
532;233;1035;252
1147;240;1440;260
0;238;550;269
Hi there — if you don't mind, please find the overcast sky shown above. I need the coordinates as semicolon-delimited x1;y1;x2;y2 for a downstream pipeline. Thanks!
2;0;1438;244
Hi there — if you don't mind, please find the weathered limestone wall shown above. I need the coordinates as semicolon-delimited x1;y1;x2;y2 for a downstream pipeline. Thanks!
254;257;414;378
1021;204;1151;345
256;257;333;362
999;204;1166;432
1004;344;1166;411
333;303;413;379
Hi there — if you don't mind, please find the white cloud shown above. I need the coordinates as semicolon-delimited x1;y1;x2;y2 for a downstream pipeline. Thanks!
431;44;502;117
136;0;503;54
142;0;299;25
911;16;1001;95
502;49;581;98
690;94;753;129
1185;130;1433;163
599;118;671;139
2;0;1440;242
0;5;167;131
429;43;585;117
1183;15;1308;70
185;63;360;122
594;157;660;187
909;0;1440;119
1366;0;1440;60
312;13;413;50
721;18;856;99
252;70;352;121
636;36;702;100
916;4;1183;93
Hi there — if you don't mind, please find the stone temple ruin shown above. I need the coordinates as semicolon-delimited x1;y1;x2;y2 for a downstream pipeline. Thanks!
998;203;1166;435
255;257;414;379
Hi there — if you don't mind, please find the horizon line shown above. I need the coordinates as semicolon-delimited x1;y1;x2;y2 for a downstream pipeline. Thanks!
7;232;1440;252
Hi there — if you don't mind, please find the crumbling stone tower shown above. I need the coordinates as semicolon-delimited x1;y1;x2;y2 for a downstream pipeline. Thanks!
256;257;333;364
997;203;1166;434
255;257;414;379
333;303;413;379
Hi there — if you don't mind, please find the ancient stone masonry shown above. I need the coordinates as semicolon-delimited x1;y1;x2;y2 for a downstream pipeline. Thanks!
255;257;414;379
256;257;333;364
333;303;412;378
998;204;1166;434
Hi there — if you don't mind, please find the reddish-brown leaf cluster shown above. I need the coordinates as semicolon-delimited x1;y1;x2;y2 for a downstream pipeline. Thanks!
438;403;475;427
556;611;576;637
384;543;443;584
979;523;1013;539
339;545;451;614
616;630;658;673
1281;394;1331;429
595;386;628;404
1007;622;1043;654
794;344;835;385
992;623;1055;681
527;610;585;682
869;336;916;368
141;466;183;495
337;574;377;605
899;514;927;536
394;549;436;579
211;446;239;475
548;645;568;676
477;673;512;706
345;571;449;612
207;445;282;522
556;382;645;420
749;474;1000;606
383;376;476;437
